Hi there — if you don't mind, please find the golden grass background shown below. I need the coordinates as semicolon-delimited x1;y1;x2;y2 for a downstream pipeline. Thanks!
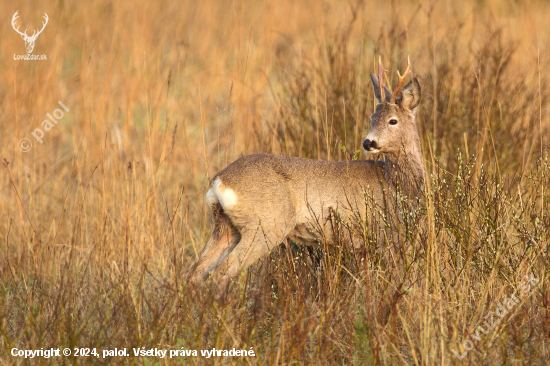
1;0;550;364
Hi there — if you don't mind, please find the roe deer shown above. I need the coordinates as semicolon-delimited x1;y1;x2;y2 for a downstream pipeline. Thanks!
188;57;424;293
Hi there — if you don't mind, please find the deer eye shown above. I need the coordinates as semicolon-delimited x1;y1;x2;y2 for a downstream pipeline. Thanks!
389;119;398;125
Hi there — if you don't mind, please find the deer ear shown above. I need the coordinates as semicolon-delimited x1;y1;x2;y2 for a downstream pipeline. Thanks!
370;73;392;104
399;78;421;110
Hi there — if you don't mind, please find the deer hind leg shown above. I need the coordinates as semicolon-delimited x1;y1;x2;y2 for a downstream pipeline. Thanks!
210;221;293;295
188;203;241;285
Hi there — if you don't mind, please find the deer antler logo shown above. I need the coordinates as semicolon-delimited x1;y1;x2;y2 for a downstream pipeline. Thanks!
12;11;49;54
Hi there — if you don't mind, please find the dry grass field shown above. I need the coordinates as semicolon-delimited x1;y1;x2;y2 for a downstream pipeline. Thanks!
1;0;550;364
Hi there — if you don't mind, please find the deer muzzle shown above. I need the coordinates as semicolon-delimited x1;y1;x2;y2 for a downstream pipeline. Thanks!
363;138;379;152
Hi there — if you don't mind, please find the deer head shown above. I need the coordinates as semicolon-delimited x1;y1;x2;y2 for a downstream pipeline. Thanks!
363;57;421;158
12;11;49;54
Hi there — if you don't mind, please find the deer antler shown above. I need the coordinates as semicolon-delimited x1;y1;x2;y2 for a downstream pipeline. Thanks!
30;14;48;39
390;56;412;104
378;56;388;103
11;11;29;38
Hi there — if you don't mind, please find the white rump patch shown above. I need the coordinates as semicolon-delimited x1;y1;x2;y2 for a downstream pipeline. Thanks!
206;187;218;205
207;178;238;210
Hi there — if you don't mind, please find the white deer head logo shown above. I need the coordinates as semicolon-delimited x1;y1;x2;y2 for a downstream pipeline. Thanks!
11;11;49;54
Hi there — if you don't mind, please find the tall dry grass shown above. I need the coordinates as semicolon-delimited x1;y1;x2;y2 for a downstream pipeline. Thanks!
1;0;549;364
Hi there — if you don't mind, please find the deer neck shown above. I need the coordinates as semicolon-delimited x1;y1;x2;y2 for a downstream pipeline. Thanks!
384;140;425;195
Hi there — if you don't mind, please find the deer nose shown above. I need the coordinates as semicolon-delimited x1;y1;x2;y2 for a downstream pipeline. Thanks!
363;139;378;151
